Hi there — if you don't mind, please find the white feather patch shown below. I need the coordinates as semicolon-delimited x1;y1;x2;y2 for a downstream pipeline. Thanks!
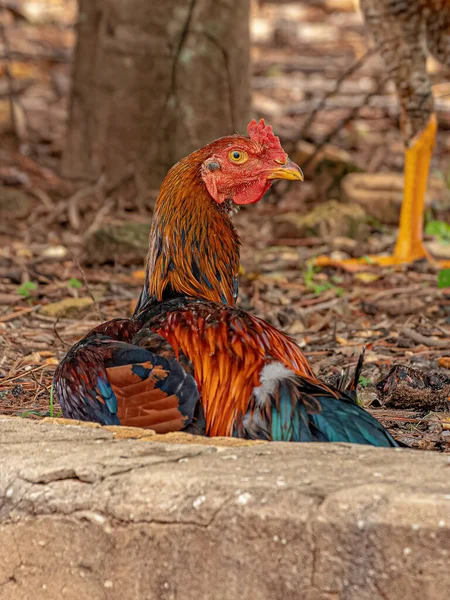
253;362;297;408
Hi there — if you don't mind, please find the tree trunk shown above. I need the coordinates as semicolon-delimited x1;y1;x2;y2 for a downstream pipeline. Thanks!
63;0;251;192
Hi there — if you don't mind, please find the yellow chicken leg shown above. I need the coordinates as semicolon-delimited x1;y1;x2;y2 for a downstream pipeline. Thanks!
315;114;450;271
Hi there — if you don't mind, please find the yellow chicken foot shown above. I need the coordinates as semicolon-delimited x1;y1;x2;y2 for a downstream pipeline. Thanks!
314;115;450;271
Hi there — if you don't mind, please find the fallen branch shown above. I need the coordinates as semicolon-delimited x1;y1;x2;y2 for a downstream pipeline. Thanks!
400;328;450;348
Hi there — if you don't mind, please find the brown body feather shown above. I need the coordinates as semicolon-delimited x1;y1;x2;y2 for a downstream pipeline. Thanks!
141;299;333;437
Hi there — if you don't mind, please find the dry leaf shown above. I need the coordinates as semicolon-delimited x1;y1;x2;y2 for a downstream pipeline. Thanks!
354;272;379;283
335;335;350;345
438;357;450;369
131;269;146;281
44;357;59;365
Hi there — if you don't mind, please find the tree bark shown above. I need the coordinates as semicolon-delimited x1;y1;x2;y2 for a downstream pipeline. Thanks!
63;0;251;191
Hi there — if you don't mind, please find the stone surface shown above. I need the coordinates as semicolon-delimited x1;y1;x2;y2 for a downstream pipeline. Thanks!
83;221;151;265
273;200;368;241
1;416;450;600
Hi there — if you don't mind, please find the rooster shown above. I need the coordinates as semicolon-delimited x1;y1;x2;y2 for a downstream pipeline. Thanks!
55;120;398;446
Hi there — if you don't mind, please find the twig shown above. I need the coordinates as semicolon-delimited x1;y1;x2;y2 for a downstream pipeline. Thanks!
298;48;376;139
400;328;450;348
67;185;96;231
299;298;341;316
66;174;107;231
302;75;390;170
267;237;324;247
53;314;70;350
83;198;113;238
0;305;41;322
411;348;450;356
1;364;49;383
0;82;33;98
27;187;53;209
70;251;106;322
371;284;433;301
305;310;333;334
29;369;51;395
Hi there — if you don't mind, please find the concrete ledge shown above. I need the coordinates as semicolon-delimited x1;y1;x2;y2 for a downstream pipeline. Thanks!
1;417;450;600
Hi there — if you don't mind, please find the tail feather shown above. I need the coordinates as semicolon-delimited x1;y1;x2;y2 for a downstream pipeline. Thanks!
308;393;397;446
240;369;398;447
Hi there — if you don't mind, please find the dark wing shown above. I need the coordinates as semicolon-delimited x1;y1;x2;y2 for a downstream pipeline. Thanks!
238;373;398;447
54;335;199;432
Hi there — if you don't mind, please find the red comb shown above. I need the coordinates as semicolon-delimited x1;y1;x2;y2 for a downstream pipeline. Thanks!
247;118;282;150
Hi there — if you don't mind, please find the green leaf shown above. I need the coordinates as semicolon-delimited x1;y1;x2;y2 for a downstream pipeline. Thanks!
18;410;47;418
425;220;450;243
68;277;83;289
438;269;450;289
49;385;55;418
47;387;62;418
17;281;37;298
358;375;371;388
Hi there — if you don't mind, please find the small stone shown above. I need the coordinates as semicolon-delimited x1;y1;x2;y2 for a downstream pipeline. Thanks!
236;492;252;505
11;384;24;398
42;245;68;259
193;495;206;509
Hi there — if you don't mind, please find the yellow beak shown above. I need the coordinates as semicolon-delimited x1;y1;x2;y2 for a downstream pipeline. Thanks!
267;159;304;182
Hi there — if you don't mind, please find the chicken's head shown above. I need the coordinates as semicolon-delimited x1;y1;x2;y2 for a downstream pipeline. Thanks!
200;119;303;206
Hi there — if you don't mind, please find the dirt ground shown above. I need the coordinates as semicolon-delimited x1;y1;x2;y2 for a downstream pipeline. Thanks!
1;0;450;450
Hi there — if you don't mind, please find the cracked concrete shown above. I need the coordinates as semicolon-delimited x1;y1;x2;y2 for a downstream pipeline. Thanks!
1;416;450;599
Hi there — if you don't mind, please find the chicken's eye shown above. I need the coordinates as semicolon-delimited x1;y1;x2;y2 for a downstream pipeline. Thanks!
229;150;248;164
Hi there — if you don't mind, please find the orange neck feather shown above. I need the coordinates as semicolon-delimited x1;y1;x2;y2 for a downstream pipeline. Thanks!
140;155;240;308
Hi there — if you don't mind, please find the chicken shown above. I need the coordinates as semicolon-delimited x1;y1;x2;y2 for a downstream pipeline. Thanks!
54;120;398;446
316;0;450;270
